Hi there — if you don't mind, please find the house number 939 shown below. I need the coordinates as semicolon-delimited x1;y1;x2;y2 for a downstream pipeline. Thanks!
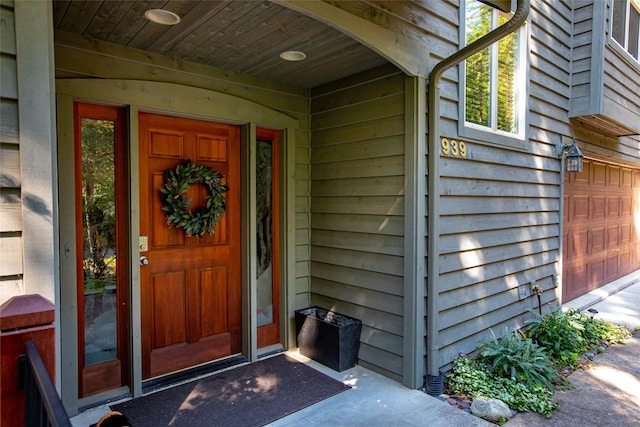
441;138;467;158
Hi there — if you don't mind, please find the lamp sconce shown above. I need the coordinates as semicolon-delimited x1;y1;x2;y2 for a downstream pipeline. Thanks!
556;137;584;173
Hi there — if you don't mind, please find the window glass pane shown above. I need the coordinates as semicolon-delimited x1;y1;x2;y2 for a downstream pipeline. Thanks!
630;5;640;59
466;50;492;127
466;0;492;44
465;1;492;127
497;17;519;133
612;0;627;46
81;118;118;366
465;1;522;136
256;139;274;327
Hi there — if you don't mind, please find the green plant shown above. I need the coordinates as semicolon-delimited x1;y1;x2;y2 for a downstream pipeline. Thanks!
525;308;585;367
446;356;493;397
492;377;558;417
445;310;632;421
566;309;631;346
446;355;557;418
160;160;228;237
478;328;558;390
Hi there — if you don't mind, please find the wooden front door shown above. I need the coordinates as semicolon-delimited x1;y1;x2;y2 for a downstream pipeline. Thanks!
139;113;241;379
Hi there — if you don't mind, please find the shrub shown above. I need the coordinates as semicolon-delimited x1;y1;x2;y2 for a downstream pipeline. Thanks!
566;309;631;347
525;308;585;367
493;378;558;418
446;355;558;418
446;355;493;397
478;328;558;390
444;310;631;421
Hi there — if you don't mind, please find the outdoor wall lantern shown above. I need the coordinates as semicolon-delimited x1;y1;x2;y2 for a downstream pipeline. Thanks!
556;137;584;173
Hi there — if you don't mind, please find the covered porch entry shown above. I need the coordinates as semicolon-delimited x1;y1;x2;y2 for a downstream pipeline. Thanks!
52;0;416;415
57;78;299;411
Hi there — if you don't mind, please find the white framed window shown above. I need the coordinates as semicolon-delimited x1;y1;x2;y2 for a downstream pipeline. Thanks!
460;0;528;148
611;0;640;62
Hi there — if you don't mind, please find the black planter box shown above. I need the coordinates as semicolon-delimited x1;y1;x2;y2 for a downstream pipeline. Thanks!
295;306;362;372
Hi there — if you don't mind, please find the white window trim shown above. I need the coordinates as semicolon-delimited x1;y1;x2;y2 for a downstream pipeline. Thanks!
609;0;640;70
458;1;530;150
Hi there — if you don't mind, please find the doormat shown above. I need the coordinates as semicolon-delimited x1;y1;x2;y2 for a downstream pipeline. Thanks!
111;354;350;426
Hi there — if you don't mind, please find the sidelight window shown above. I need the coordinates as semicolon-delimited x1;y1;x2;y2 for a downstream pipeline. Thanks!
75;103;129;397
256;129;281;348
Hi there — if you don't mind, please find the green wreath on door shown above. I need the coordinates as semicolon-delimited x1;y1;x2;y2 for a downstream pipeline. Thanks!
159;160;228;237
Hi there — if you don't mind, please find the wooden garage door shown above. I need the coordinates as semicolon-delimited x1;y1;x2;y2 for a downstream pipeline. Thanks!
562;159;640;302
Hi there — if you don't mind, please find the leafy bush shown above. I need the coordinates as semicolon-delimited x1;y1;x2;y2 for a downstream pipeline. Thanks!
566;309;631;347
493;378;558;418
525;308;585;367
446;356;558;418
478;328;558;390
526;308;632;367
444;309;631;420
447;356;493;397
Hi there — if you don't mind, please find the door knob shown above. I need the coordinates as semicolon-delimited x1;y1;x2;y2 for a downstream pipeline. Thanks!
140;256;149;266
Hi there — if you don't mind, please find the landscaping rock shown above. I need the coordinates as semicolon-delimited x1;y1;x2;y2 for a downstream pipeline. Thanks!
471;397;513;423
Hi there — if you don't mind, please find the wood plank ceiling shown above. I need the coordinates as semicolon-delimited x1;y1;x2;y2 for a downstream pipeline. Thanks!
52;0;390;88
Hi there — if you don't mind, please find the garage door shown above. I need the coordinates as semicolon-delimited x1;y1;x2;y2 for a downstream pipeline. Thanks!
562;159;640;302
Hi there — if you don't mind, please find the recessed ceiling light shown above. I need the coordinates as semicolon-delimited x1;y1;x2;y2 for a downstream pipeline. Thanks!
145;9;181;25
280;50;306;61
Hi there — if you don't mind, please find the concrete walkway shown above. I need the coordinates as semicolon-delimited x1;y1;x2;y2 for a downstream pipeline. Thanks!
72;273;640;427
563;269;640;330
273;277;640;427
267;353;491;427
505;332;640;427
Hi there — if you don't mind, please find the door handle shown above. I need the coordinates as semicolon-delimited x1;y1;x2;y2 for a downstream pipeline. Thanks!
140;256;149;266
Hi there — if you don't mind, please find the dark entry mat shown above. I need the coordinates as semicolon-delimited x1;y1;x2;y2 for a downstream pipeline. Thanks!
111;354;350;426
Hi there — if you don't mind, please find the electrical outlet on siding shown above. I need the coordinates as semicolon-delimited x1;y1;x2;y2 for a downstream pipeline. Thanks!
518;282;532;300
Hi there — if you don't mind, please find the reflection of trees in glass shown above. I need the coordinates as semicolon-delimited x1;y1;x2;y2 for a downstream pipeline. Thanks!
81;119;116;293
497;14;518;133
465;1;491;127
465;0;519;134
256;140;273;278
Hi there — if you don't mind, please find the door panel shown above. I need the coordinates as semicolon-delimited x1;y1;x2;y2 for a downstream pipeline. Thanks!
563;159;640;302
200;267;229;336
139;113;241;379
151;271;187;347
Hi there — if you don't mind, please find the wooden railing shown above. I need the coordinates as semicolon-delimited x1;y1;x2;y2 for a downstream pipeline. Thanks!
23;341;71;427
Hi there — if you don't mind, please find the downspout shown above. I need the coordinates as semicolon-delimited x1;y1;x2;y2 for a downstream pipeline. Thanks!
425;0;530;395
